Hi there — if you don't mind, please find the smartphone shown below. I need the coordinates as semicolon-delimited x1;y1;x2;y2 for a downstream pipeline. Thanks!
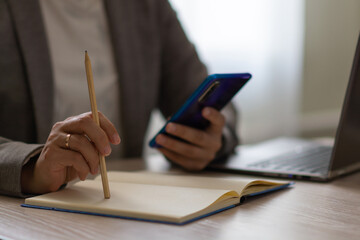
149;73;251;148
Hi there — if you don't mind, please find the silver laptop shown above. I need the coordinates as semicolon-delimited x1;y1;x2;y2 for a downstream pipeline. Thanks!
210;33;360;181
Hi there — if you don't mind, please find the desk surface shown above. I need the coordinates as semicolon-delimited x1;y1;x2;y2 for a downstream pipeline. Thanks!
1;156;360;240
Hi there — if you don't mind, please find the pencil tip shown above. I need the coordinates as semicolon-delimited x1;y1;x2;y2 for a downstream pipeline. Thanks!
85;50;87;53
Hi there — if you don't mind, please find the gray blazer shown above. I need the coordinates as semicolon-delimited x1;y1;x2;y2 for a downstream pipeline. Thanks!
0;0;238;197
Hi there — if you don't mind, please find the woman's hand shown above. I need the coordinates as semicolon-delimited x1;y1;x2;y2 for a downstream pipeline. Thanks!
155;107;225;171
21;112;120;194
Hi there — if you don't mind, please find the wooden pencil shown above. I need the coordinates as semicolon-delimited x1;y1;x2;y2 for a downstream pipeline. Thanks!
84;51;111;199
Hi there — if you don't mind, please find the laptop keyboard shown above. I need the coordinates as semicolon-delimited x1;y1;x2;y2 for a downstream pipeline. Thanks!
246;146;332;174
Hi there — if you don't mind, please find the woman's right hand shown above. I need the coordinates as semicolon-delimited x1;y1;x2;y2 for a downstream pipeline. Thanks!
21;112;121;194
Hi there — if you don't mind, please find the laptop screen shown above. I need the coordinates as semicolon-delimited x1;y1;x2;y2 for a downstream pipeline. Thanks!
330;32;360;173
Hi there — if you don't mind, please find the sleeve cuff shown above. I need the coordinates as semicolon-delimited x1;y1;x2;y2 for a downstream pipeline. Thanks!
0;141;43;198
213;123;239;163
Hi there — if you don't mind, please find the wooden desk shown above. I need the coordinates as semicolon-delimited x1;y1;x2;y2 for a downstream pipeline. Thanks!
1;156;360;240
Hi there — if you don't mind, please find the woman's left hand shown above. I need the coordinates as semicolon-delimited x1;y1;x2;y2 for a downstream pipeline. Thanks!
155;107;225;171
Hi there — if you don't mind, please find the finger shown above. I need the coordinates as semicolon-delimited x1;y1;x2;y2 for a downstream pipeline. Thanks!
158;148;208;171
155;134;215;160
57;148;91;181
165;123;211;148
98;111;121;144
65;167;78;183
202;107;225;134
60;133;99;175
60;113;112;156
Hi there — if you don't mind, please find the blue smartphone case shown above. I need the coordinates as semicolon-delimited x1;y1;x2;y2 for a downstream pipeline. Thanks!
149;73;251;148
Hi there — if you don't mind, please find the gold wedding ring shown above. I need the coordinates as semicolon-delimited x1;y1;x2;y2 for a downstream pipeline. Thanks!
65;133;71;150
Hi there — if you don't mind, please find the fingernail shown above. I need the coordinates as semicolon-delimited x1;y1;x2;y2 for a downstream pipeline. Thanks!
104;145;111;155
94;166;99;175
113;134;121;144
156;135;165;144
204;108;211;116
166;123;176;133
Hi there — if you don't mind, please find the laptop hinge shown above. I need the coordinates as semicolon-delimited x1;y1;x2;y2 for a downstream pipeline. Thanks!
329;162;360;178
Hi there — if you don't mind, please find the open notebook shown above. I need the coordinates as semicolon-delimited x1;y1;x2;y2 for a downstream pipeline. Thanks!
22;171;292;225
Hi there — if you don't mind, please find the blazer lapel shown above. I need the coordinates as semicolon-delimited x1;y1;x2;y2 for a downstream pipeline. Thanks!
8;0;54;143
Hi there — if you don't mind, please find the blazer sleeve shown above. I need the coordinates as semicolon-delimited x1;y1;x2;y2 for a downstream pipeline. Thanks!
155;1;239;160
0;137;43;197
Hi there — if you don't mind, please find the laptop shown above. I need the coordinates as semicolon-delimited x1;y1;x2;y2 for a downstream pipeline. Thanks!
209;33;360;181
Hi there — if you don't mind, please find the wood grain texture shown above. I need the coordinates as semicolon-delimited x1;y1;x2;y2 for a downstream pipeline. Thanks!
1;158;360;240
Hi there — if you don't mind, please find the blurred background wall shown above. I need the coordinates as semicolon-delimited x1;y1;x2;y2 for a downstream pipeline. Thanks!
144;0;360;154
301;0;360;138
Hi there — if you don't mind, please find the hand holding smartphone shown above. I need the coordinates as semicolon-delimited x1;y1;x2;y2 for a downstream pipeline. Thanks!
149;73;251;148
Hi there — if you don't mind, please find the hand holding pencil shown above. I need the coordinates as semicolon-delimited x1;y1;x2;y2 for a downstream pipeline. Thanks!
21;54;120;196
